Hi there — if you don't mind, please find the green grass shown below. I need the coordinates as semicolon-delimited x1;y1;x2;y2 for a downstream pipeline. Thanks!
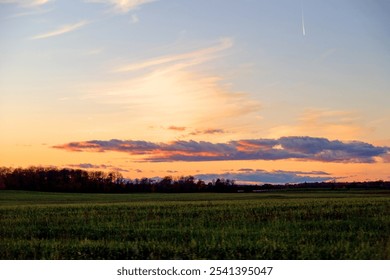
1;190;389;259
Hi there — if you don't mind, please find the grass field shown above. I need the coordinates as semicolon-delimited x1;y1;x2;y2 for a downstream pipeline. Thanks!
0;190;389;259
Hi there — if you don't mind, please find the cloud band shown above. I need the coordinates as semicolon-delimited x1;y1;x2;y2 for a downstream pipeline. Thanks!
53;136;389;163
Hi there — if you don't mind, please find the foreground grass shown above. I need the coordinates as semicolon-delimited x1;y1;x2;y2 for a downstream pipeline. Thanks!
0;190;389;259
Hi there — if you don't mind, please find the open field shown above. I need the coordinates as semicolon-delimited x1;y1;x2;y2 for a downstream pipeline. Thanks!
1;190;389;259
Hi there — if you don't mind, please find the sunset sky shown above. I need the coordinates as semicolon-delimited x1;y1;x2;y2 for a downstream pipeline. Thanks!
1;0;390;184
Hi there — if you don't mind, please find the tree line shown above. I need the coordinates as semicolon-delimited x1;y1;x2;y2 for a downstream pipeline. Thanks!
0;166;389;193
0;167;236;193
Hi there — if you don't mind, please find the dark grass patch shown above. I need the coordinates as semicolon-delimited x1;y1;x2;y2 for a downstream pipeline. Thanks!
0;190;389;259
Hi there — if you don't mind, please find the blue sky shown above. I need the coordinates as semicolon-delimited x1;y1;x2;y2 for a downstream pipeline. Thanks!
1;0;390;184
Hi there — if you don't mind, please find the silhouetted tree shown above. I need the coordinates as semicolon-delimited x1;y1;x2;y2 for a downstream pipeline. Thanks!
1;166;389;193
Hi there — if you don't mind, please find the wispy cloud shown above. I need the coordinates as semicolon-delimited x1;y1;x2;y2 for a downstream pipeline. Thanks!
166;126;227;135
189;129;226;136
83;37;258;132
195;169;334;184
86;0;157;14
6;8;51;19
1;0;52;19
69;163;102;169
114;37;233;73
68;163;129;172
31;20;88;40
0;0;51;7
53;136;390;163
167;126;187;131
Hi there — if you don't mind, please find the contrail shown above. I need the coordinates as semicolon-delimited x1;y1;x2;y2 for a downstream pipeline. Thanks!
301;2;306;36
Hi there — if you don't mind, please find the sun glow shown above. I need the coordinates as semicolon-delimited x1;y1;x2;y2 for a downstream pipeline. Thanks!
1;0;390;183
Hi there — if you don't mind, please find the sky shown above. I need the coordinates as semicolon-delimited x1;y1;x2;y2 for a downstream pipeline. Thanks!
1;0;390;184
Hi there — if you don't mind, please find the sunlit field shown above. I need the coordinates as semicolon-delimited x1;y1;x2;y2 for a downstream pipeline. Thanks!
1;190;389;259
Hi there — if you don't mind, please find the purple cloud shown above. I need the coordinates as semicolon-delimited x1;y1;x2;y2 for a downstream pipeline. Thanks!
167;126;187;131
195;169;334;184
189;128;226;136
67;163;129;172
54;136;389;163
